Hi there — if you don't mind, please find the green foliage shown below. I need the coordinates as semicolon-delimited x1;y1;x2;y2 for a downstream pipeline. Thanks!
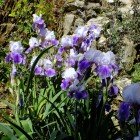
0;111;33;140
131;62;140;82
103;1;140;53
0;0;4;8
123;12;140;44
0;123;18;140
103;18;124;52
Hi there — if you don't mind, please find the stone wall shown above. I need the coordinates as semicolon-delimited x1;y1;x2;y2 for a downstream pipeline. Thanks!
62;0;133;33
63;0;102;35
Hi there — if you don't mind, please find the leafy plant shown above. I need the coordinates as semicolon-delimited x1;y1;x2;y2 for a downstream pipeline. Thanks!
131;62;140;82
0;0;4;8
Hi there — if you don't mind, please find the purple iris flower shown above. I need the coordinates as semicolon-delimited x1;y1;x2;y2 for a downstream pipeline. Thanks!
55;55;63;67
45;30;56;42
62;67;78;80
69;58;75;66
61;35;73;48
25;37;40;54
77;70;83;80
73;36;78;45
32;14;46;32
52;39;59;47
29;37;39;48
122;83;140;105
85;39;91;47
68;90;74;98
75;90;87;100
92;51;120;79
56;55;63;61
5;40;26;65
96;65;112;79
39;28;48;37
5;54;12;63
32;22;46;33
34;66;42;75
61;79;70;90
80;38;93;52
20;54;26;64
5;53;26;64
81;41;88;52
58;47;64;54
89;23;101;39
78;59;91;71
11;53;23;64
109;85;118;96
112;64;120;77
25;47;32;54
84;48;102;63
9;41;23;53
43;41;50;48
44;68;56;77
75;26;88;39
117;102;130;123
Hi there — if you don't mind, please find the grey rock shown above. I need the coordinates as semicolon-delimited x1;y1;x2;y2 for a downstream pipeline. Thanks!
70;17;85;34
86;2;100;9
64;0;85;12
118;0;132;13
86;8;97;20
86;16;110;28
74;17;85;28
63;14;75;35
98;35;107;45
75;9;86;19
120;37;136;71
119;0;132;5
86;3;101;20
